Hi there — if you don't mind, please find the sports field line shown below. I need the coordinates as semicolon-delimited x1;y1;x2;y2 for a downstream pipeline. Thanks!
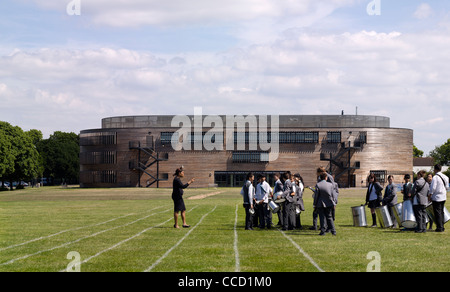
60;205;200;272
0;206;174;267
144;205;218;272
234;204;240;272
0;205;168;253
278;229;325;272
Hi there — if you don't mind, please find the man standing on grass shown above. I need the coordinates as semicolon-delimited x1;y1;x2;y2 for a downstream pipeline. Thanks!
242;172;255;230
255;174;273;229
314;172;336;236
429;164;449;232
411;170;430;233
382;175;398;228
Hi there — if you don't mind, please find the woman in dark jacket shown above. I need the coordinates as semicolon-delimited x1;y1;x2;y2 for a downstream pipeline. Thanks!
172;168;195;228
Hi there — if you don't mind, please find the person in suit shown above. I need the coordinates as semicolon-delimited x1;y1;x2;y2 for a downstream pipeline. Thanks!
172;168;195;228
317;167;339;220
242;172;255;230
314;172;336;236
411;170;430;233
273;172;284;227
402;174;413;201
365;173;383;227
382;175;398;227
273;172;283;226
273;172;284;200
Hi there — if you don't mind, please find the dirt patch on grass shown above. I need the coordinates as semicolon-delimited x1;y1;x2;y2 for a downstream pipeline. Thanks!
187;191;224;200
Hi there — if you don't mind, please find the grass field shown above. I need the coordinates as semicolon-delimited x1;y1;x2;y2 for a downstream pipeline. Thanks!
1;186;449;272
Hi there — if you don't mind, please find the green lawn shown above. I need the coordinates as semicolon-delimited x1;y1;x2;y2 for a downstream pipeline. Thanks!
0;186;449;272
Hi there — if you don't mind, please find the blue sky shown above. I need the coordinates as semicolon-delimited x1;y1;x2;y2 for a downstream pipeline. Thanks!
1;0;450;154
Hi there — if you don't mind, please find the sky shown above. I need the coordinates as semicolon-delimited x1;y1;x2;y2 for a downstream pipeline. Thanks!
1;0;449;154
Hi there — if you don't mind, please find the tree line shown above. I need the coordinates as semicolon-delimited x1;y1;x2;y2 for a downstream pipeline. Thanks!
0;121;79;190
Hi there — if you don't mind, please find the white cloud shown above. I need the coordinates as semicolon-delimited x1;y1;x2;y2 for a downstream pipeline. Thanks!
413;3;433;20
2;28;450;153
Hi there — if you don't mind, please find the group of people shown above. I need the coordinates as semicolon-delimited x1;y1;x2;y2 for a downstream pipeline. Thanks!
170;163;449;235
365;164;449;233
241;167;339;236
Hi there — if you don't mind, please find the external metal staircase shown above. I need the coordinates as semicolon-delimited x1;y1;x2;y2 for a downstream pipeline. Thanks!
320;132;366;187
129;136;168;187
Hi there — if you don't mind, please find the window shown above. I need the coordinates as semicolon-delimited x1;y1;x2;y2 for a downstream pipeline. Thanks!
358;132;367;144
232;151;269;163
80;170;117;184
160;132;223;146
278;132;319;143
80;151;116;165
233;131;319;144
80;132;117;146
370;170;387;184
214;173;230;187
327;131;341;143
160;132;176;145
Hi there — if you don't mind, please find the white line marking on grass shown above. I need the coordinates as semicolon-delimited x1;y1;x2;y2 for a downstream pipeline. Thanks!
0;205;167;253
60;205;200;272
144;205;217;272
0;207;173;267
278;229;325;272
234;204;240;272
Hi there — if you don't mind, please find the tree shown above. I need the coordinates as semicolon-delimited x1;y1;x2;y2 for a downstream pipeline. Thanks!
0;123;14;182
429;138;450;166
37;131;79;184
413;144;424;158
0;122;42;189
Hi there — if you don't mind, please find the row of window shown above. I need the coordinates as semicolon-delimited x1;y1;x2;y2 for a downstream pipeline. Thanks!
161;131;322;144
80;170;117;184
80;131;367;146
80;132;117;146
80;151;116;165
232;151;269;163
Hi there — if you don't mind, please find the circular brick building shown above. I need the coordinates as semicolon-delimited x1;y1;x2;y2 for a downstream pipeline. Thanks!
80;114;413;188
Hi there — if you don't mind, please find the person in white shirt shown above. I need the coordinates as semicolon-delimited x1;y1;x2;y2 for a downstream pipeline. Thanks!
429;164;450;232
255;174;273;229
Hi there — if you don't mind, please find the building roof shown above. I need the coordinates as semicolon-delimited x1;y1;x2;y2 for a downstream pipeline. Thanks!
101;115;391;129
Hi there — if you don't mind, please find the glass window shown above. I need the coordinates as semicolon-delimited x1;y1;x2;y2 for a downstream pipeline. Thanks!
327;131;341;143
